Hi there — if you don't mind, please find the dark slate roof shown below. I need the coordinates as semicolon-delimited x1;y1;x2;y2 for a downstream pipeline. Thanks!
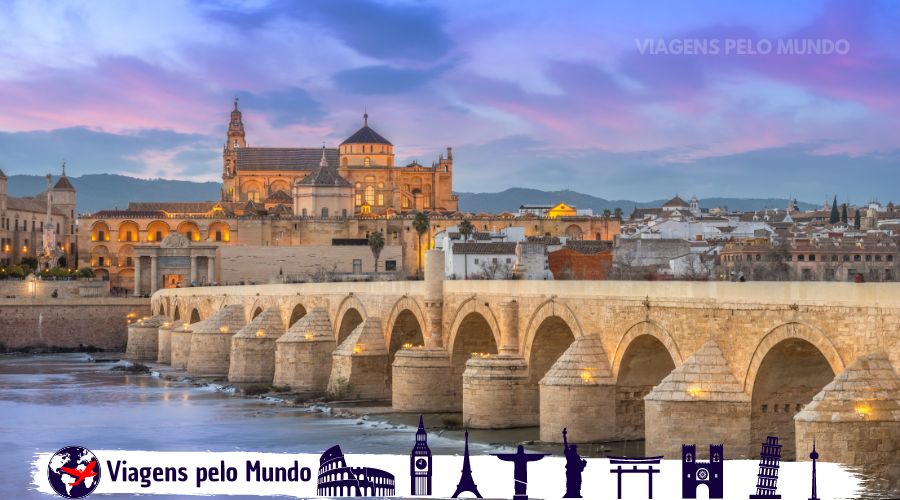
341;125;392;146
662;195;690;208
564;240;613;254
452;242;517;255
270;204;292;215
235;147;339;172
265;189;292;203
54;175;75;190
297;165;352;187
8;195;66;216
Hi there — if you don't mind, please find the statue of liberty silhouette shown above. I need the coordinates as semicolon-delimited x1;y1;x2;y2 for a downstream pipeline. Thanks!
563;428;587;498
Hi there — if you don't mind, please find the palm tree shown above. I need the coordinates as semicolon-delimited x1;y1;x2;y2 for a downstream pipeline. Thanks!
602;208;612;218
613;207;623;220
412;211;430;278
458;219;474;279
368;231;385;273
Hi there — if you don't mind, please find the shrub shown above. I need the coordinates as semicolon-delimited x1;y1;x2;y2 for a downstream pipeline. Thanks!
243;384;271;396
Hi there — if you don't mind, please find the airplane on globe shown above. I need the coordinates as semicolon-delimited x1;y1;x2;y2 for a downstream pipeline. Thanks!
60;460;97;487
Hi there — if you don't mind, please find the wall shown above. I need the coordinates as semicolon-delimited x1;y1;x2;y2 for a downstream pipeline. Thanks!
0;298;150;351
219;245;403;284
0;279;108;298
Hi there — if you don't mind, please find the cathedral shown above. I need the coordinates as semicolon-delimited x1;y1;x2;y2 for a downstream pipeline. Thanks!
221;99;458;215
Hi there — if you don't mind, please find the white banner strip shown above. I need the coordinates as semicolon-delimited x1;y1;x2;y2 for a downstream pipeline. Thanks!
33;450;862;499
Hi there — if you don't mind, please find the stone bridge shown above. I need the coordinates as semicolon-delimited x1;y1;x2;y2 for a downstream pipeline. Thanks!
141;251;900;468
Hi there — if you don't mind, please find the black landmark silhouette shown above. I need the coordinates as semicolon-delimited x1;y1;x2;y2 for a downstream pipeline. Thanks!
682;444;724;499
608;456;663;499
492;445;549;500
749;436;782;499
410;415;432;496
808;439;820;500
451;431;483;499
317;445;395;497
562;428;587;498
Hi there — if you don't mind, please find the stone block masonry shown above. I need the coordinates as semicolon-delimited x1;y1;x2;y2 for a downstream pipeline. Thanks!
0;298;149;351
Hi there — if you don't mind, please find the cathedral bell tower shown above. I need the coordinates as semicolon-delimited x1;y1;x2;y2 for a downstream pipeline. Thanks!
222;97;246;201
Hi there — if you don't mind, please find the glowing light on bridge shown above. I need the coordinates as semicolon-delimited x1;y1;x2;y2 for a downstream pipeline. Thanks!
855;401;872;418
304;331;313;341
580;369;594;383
353;344;363;354
255;329;266;338
688;385;703;398
219;326;230;334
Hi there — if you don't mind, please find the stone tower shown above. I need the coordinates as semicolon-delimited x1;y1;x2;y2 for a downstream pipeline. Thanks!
222;97;246;201
0;168;7;215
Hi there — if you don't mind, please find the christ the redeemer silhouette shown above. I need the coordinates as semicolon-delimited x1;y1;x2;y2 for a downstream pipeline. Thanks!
492;445;549;500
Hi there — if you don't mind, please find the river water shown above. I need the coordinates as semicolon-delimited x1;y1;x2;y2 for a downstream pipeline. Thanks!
0;353;514;499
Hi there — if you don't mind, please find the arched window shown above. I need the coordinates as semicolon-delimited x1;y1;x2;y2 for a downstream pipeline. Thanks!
302;208;307;217
364;157;371;167
365;185;375;205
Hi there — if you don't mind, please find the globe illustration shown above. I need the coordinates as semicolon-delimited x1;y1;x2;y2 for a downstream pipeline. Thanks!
47;446;101;498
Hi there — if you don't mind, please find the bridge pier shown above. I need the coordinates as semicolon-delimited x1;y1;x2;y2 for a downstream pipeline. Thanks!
644;340;752;458
170;323;194;370
125;315;165;361
539;336;616;442
186;305;246;376
463;355;537;428
156;320;174;364
794;352;900;472
328;318;391;400
273;307;336;392
228;307;287;383
392;348;455;412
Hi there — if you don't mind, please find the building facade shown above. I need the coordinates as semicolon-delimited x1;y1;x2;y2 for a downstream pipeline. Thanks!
0;167;77;268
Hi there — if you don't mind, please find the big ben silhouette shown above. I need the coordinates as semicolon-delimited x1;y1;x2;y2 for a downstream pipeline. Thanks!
410;415;432;495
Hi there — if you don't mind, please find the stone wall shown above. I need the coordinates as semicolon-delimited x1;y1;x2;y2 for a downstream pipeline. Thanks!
0;298;149;351
0;279;108;298
219;245;402;284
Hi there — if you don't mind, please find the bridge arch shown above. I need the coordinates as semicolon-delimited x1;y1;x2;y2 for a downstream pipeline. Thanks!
522;299;584;361
334;294;367;344
744;322;843;460
612;320;682;440
447;297;502;355
287;302;308;328
743;321;844;394
611;320;683;379
385;297;427;352
189;308;201;324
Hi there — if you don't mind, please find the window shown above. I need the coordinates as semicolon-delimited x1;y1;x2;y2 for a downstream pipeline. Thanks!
185;230;193;241
154;231;162;242
492;257;498;263
843;255;850;261
385;260;396;271
247;191;259;202
798;255;804;261
355;193;362;205
302;208;307;217
506;258;512;264
888;255;894;262
801;268;812;280
365;185;375;205
126;257;133;267
474;258;479;264
831;255;838;262
875;255;882;262
887;269;894;281
865;255;872;262
215;231;223;242
125;230;133;241
854;255;861;262
321;207;329;218
809;255;816;261
98;230;105;241
342;209;347;218
364;157;371;167
98;256;105;266
377;193;384;206
352;259;362;274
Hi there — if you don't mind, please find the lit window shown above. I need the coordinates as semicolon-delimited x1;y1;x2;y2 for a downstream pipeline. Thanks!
364;157;371;167
377;194;384;206
365;185;375;205
355;193;362;206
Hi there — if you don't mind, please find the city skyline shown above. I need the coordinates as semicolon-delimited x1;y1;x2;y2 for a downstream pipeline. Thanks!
0;0;898;202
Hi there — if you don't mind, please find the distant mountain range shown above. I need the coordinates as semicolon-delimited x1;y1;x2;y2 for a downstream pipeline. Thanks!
7;174;817;214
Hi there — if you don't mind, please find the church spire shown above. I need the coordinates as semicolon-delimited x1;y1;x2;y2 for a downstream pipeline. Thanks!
320;143;328;167
364;111;368;127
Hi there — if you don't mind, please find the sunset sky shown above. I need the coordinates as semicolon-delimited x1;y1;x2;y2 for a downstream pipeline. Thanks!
1;0;898;202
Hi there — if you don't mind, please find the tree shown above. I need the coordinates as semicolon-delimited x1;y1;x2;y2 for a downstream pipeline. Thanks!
368;231;385;273
478;259;513;280
412;211;430;278
458;219;475;279
854;209;861;229
841;203;848;224
613;207;623;220
602;208;612;218
829;195;839;224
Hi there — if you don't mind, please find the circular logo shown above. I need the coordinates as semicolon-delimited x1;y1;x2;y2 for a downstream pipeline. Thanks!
47;446;101;498
415;458;428;470
696;468;709;481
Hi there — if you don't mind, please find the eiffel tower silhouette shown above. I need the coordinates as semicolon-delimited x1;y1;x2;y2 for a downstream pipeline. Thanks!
452;430;483;498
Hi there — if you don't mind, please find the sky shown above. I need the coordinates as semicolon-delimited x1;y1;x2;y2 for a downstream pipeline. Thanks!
0;0;899;203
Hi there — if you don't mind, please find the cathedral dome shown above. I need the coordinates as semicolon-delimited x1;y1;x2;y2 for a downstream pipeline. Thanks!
341;113;392;146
